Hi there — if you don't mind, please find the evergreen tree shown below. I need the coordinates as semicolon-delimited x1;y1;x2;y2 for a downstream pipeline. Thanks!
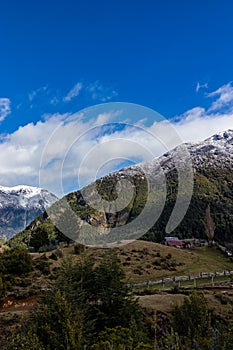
56;252;145;336
29;226;49;251
8;290;84;350
172;292;212;349
205;204;215;243
0;275;5;300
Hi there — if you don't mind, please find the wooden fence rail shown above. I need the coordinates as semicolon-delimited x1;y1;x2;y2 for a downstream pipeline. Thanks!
130;270;233;289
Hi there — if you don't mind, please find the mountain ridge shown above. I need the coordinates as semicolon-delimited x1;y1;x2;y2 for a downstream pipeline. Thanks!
10;130;233;246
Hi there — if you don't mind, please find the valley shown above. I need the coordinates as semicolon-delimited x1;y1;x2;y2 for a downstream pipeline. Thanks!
1;130;233;348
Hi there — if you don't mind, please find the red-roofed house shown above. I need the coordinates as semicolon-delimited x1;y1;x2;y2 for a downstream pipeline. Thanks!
164;237;184;248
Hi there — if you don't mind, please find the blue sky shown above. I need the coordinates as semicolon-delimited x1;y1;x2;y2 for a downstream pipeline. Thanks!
1;0;233;129
1;0;233;196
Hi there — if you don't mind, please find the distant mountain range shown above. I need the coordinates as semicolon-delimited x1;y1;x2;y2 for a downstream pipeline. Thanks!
0;185;58;239
11;130;233;245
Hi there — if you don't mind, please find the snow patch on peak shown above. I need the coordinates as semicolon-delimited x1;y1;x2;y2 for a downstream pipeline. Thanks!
0;184;58;210
118;129;233;177
205;129;233;143
0;185;42;197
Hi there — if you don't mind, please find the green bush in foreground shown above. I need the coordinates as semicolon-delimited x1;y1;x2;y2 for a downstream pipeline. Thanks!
0;248;32;275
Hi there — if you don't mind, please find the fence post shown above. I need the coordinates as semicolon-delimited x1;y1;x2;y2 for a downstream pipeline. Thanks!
162;278;164;290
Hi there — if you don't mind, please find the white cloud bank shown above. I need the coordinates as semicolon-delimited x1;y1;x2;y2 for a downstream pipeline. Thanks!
0;83;232;196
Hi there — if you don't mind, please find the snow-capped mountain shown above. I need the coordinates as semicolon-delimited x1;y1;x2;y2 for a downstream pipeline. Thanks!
0;185;58;239
74;129;233;243
184;129;233;169
112;129;233;180
14;130;233;245
141;129;233;172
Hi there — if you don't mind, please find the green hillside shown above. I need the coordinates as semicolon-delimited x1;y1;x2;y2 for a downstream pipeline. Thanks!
1;240;233;349
10;164;233;251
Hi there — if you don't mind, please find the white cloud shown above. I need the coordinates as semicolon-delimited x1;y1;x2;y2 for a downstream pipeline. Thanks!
172;110;233;144
0;82;233;197
175;107;205;122
28;91;37;102
24;81;117;112
0;98;11;122
196;82;208;92
50;96;59;105
28;86;48;101
63;82;83;102
87;81;118;102
207;82;233;111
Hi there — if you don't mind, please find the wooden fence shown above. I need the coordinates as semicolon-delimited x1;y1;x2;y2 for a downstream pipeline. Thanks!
130;270;233;290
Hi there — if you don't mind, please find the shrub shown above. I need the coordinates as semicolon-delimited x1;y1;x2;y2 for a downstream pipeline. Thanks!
74;243;85;255
49;253;58;261
0;248;32;275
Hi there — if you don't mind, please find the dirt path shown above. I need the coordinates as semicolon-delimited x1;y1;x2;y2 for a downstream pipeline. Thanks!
0;295;40;314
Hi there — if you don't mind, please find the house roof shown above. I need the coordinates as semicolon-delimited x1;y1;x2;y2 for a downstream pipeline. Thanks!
165;236;179;241
167;240;184;246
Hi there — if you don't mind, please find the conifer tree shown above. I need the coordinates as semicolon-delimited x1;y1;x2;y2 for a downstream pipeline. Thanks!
205;204;215;243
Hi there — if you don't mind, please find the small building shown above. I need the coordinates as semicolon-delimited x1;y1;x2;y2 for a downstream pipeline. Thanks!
164;236;184;248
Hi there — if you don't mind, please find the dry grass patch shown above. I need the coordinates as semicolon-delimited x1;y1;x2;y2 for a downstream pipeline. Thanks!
138;293;185;313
